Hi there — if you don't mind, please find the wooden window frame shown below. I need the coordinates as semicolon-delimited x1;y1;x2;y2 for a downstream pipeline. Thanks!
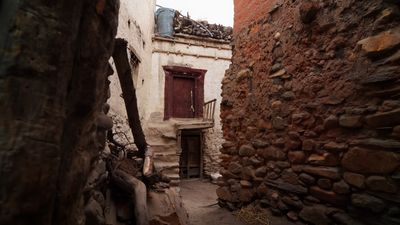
163;66;206;120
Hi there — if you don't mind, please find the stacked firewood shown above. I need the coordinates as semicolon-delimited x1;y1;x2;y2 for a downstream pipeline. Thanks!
173;13;233;41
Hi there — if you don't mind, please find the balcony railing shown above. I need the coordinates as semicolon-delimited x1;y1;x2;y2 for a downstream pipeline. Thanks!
203;99;216;123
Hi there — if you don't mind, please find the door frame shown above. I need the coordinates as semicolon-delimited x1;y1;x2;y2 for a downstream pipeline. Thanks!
163;66;206;120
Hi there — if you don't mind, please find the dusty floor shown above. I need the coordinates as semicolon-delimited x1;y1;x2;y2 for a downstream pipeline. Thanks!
180;179;302;225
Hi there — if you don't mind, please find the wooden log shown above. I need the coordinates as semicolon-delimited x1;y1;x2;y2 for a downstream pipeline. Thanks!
111;169;149;225
112;38;148;158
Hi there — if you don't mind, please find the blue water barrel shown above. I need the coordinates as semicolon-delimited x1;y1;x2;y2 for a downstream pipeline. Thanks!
155;7;176;38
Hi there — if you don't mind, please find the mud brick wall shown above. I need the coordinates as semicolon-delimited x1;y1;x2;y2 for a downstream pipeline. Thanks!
218;0;400;224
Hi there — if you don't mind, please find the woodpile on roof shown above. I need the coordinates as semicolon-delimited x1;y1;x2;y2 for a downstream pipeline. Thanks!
173;12;233;41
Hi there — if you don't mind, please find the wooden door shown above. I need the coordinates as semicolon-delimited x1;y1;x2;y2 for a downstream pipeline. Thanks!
180;131;202;178
172;76;195;118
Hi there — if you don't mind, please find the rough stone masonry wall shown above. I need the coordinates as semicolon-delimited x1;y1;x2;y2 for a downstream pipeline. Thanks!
218;0;400;225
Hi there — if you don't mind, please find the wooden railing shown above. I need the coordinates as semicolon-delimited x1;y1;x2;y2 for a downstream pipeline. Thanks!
203;99;217;122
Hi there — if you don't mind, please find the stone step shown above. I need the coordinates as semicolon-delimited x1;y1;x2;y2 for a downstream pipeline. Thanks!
153;153;180;163
154;161;179;170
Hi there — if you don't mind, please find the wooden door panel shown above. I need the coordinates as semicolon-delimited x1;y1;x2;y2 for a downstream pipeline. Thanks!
172;77;195;118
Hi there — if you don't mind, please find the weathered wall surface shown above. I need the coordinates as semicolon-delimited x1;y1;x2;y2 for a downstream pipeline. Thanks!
0;0;119;224
108;0;156;145
219;0;400;224
149;36;232;175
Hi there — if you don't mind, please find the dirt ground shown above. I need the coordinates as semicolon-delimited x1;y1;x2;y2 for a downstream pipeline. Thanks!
179;179;302;225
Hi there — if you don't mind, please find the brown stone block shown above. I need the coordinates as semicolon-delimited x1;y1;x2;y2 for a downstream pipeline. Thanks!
303;166;341;180
342;147;400;174
357;28;400;57
343;172;365;189
365;109;400;127
309;186;348;206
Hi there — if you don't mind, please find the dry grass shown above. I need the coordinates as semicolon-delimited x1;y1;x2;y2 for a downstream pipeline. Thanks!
236;205;271;225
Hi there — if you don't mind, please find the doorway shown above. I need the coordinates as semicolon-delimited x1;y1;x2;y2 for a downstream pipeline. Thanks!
179;130;203;179
163;66;206;120
172;76;195;118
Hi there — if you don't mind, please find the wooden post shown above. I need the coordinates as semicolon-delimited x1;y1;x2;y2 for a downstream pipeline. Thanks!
112;38;148;158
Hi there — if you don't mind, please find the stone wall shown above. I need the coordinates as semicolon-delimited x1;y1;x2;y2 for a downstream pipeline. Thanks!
218;0;400;224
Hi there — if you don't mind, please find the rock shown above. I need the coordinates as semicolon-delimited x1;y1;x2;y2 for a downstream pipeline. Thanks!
331;212;365;225
365;109;400;127
299;205;330;225
288;151;306;164
351;193;386;213
271;63;283;73
255;166;267;177
236;69;251;81
259;146;286;160
265;179;308;195
342;147;400;174
308;153;340;166
361;66;400;84
339;115;363;128
252;139;269;148
239;144;256;156
240;180;253;188
84;197;105;225
333;180;350;194
384;49;400;64
309;186;348;206
365;176;397;193
324;115;339;130
272;116;286;130
282;196;303;209
357;28;400;57
317;178;332;190
217;187;234;202
303;166;340;180
302;139;315;151
350;138;400;150
281;170;299;185
286;211;299;221
343;172;365;189
222;141;235;148
228;162;242;174
299;173;316;185
376;7;399;25
257;183;269;196
276;161;290;169
282;91;295;100
270;68;286;78
323;142;348;152
239;188;254;202
299;2;320;24
97;112;113;130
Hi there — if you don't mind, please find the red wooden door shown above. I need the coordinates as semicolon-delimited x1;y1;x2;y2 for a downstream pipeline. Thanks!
172;76;195;118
